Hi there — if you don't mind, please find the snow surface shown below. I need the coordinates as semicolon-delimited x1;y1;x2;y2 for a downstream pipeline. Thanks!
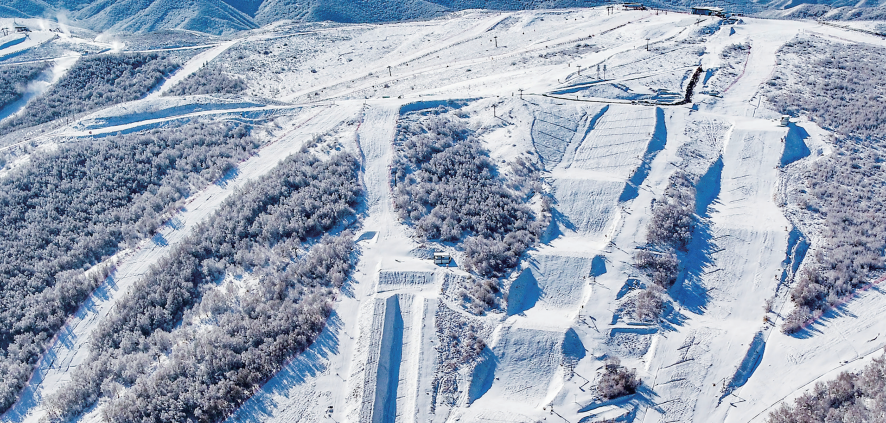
3;6;886;423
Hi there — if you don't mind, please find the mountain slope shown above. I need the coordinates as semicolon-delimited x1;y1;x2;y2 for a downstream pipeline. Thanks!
73;0;258;34
2;0;886;35
254;0;448;25
3;6;886;423
0;0;54;18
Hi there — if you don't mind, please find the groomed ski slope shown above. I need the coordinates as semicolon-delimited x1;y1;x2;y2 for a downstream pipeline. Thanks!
2;6;886;423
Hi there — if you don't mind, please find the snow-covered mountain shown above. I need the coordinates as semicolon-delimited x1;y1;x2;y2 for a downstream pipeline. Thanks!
1;4;886;423
1;0;886;34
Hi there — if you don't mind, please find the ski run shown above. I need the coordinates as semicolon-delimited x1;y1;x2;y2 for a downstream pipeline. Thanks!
1;6;886;423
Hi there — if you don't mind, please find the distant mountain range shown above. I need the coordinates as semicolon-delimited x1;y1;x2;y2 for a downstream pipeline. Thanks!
1;0;884;35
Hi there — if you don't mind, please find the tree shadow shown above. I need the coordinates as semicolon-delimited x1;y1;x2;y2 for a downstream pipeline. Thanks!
214;166;240;188
669;157;723;317
90;273;117;302
507;265;540;316
541;207;576;243
339;248;362;299
790;299;862;339
659;301;689;332
165;216;184;231
672;218;714;316
788;323;822;339
577;383;664;418
151;233;168;247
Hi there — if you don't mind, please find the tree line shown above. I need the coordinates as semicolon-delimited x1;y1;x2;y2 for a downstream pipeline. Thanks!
634;171;697;321
164;65;247;96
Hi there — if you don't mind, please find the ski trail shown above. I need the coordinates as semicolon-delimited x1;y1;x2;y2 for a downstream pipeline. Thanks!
710;20;799;118
225;101;408;423
456;102;666;422
643;124;790;423
0;53;80;124
56;103;302;137
3;103;357;423
345;102;419;423
147;39;239;98
360;103;398;225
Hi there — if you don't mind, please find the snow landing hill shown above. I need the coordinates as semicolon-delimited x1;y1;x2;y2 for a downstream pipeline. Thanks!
1;5;886;423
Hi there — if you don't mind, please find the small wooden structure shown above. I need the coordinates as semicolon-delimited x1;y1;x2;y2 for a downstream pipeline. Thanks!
623;2;646;10
691;6;724;16
433;252;452;266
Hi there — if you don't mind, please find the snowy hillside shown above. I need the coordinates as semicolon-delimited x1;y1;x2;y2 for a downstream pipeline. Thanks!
2;0;886;35
1;4;886;423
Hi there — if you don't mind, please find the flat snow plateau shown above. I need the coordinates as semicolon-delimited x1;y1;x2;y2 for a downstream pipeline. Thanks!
2;7;886;423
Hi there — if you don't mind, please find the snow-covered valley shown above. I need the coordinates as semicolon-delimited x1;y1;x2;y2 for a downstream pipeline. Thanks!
1;7;886;423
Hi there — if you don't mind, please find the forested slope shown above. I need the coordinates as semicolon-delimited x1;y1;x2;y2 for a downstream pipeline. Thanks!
46;150;361;423
392;107;546;279
0;63;48;110
0;121;256;413
766;37;886;334
0;53;178;134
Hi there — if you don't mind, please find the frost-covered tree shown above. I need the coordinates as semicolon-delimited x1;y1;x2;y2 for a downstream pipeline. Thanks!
767;38;886;334
767;38;886;143
635;250;680;289
0;53;178;133
597;357;641;400
391;108;545;278
163;65;247;96
46;151;360;423
767;351;886;422
0;63;48;109
0;121;256;414
645;170;696;251
636;285;665;322
632;171;697;320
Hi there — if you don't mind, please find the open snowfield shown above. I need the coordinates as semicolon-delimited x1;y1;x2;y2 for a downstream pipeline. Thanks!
1;6;886;423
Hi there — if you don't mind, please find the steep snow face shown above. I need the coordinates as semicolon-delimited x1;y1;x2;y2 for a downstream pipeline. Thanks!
2;5;886;423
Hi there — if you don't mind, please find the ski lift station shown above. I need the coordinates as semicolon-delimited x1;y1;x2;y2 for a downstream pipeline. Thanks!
691;6;725;16
623;2;646;10
433;252;452;266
